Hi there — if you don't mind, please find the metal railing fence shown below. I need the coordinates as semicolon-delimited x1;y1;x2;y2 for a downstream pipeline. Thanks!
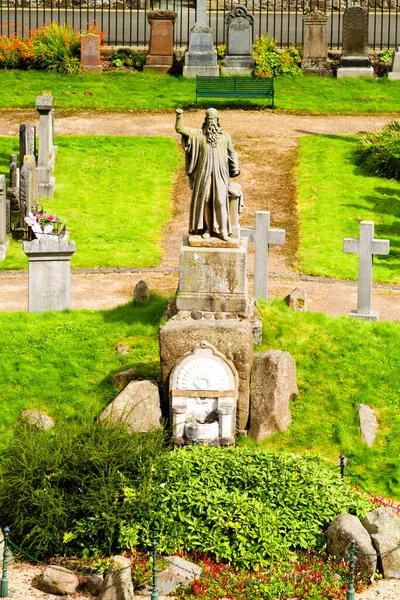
0;0;399;49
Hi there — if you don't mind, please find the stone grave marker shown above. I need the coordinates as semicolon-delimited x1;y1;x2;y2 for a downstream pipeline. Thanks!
301;8;330;75
23;236;76;313
143;10;177;73
170;340;238;446
17;155;37;240
337;4;374;78
222;5;255;75
81;33;102;72
0;174;8;260
388;46;400;80
183;0;219;77
19;124;36;168
241;210;285;301
343;221;390;321
36;93;56;198
8;154;19;214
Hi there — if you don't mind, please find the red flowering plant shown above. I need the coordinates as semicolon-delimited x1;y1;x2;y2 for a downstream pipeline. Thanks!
24;209;63;237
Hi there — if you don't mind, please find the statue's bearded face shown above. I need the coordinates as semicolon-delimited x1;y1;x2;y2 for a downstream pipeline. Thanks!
203;115;222;147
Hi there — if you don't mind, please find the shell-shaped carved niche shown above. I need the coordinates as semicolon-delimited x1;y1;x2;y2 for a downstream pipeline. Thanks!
176;357;230;391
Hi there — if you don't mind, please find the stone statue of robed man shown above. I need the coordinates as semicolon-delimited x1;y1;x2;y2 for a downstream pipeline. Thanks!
175;108;240;242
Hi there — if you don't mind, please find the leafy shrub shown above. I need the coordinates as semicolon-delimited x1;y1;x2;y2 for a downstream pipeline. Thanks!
0;36;33;69
111;50;146;70
217;44;226;68
253;35;302;77
355;120;400;179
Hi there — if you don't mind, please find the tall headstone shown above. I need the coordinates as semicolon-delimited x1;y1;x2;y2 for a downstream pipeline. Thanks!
143;10;177;73
337;4;374;78
23;236;76;313
0;174;8;261
18;155;37;240
301;8;330;75
81;34;102;72
222;5;255;75
183;0;219;77
388;46;400;80
19;124;36;168
36;94;56;198
8;154;19;214
343;221;390;321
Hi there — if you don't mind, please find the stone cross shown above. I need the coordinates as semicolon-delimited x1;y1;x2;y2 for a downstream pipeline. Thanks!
0;174;8;260
241;211;285;300
343;221;390;321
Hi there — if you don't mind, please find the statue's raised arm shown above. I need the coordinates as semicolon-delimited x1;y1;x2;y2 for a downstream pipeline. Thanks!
175;108;191;137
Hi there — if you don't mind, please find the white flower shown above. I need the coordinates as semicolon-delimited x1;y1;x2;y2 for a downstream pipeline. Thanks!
160;482;166;488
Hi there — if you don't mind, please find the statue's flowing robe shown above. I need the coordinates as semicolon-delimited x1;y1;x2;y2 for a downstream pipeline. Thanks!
181;127;240;235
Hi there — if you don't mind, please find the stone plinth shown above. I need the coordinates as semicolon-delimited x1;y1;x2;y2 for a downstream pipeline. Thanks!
222;5;255;75
176;235;248;312
81;34;102;72
143;10;177;73
388;46;400;79
301;8;331;75
159;317;253;432
337;4;374;78
23;236;76;313
183;27;219;77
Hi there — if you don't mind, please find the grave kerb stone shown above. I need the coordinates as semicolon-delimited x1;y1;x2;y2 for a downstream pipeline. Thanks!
241;210;285;300
222;5;255;75
81;33;102;72
0;174;8;260
343;221;389;321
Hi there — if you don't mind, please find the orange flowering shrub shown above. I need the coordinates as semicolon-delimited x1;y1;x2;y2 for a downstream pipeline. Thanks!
0;35;33;69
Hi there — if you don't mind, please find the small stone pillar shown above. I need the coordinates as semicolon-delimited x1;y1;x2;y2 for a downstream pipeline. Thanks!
301;8;330;75
36;94;56;198
23;237;76;313
81;34;102;72
143;10;177;73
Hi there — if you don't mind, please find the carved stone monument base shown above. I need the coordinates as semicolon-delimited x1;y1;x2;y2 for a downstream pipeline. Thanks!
349;310;380;322
36;167;55;199
301;59;331;76
183;27;219;78
337;66;374;78
222;55;255;75
176;235;248;312
82;65;103;72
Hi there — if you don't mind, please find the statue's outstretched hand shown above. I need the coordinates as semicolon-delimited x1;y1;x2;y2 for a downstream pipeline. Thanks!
176;108;183;115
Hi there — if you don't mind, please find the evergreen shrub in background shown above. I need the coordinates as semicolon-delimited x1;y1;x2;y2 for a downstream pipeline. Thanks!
355;120;400;180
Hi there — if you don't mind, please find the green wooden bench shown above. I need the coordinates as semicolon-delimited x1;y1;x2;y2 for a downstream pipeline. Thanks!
196;76;274;109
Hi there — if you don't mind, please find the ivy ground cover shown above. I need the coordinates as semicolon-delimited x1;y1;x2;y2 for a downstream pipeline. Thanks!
297;134;400;283
0;135;181;269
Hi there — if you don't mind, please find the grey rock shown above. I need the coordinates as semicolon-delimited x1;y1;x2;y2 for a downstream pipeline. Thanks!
162;298;177;321
139;555;201;595
86;574;104;596
112;367;137;390
326;513;377;581
191;310;203;320
36;565;79;595
99;555;134;600
100;380;162;432
248;350;298;442
21;409;54;430
363;508;400;543
358;404;378;447
371;533;400;579
133;280;149;303
284;288;307;312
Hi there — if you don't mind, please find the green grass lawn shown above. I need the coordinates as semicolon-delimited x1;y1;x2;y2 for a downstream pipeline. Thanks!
0;135;181;269
1;299;399;499
297;134;400;283
1;70;400;113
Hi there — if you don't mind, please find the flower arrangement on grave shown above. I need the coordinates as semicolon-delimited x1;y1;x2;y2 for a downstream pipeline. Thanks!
24;210;64;238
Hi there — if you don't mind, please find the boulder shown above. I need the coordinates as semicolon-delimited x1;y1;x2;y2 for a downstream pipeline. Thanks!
99;555;134;600
86;574;104;596
0;530;14;568
326;513;377;581
358;404;378;447
112;367;137;390
362;507;400;542
284;288;307;312
139;555;201;595
20;409;54;430
133;280;149;303
36;565;79;595
371;533;400;579
99;380;162;432
248;350;298;442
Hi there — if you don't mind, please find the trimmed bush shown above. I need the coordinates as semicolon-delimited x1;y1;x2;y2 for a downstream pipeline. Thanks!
355;120;400;179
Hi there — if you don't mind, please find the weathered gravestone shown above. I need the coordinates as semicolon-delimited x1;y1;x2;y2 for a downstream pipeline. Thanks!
0;174;8;261
183;0;219;77
301;8;330;75
36;93;56;198
241;210;285;301
337;4;374;78
343;221;390;321
143;10;177;73
81;33;102;72
23;236;76;313
222;4;255;75
388;46;400;80
19;123;36;168
7;154;19;214
15;155;37;241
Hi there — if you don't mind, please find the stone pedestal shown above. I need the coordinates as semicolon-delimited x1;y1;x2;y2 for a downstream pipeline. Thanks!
301;8;331;75
176;235;248;312
222;5;255;75
36;94;56;197
23;236;76;313
183;0;219;80
388;47;400;80
143;10;177;74
81;34;102;72
337;4;374;78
